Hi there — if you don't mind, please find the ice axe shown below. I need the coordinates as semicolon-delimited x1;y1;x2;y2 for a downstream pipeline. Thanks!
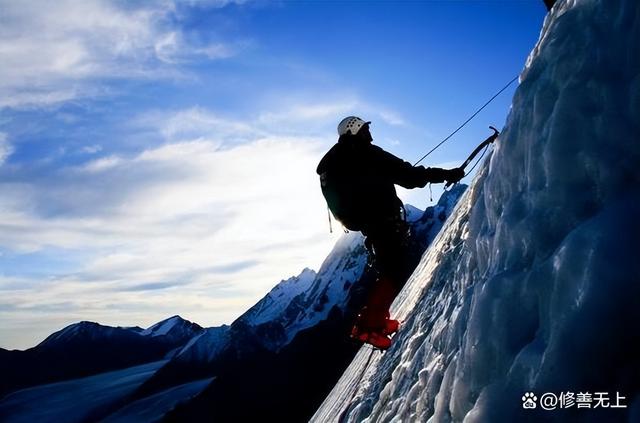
445;126;500;189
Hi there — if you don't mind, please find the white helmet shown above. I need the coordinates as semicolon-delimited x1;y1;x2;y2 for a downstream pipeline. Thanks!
337;116;371;136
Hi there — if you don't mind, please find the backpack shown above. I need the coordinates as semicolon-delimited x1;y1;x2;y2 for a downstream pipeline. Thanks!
319;168;365;231
318;140;408;232
317;141;376;231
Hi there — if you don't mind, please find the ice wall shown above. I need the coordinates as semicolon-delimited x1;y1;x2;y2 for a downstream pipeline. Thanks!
312;0;640;421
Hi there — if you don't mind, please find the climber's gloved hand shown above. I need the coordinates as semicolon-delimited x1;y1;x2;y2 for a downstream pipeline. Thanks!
445;167;465;184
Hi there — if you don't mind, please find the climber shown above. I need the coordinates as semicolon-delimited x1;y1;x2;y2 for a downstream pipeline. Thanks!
316;116;465;349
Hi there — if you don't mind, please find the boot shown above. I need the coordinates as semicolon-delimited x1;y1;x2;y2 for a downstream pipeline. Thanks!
351;307;400;335
350;276;402;349
353;330;391;350
350;308;400;350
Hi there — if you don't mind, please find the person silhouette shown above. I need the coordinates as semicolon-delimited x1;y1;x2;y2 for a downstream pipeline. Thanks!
317;116;464;349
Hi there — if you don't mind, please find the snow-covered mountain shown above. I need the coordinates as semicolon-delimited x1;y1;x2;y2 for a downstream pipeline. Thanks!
153;235;368;375
37;321;136;348
139;315;204;343
36;316;202;350
173;325;230;363
240;267;318;327
0;316;202;399
313;0;640;422
237;232;368;348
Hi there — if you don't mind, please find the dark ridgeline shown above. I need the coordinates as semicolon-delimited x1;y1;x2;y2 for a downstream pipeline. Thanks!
0;318;203;400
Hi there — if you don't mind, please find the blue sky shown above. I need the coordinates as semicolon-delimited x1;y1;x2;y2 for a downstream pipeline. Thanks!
0;0;546;349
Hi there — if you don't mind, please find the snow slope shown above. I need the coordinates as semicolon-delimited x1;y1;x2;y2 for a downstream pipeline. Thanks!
313;0;640;421
102;378;213;423
173;325;230;363
0;361;167;423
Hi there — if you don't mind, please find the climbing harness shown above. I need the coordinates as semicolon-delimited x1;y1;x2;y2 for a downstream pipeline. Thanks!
414;75;517;167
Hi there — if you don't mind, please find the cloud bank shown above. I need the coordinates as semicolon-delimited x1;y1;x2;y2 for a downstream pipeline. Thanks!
0;0;244;109
0;104;349;349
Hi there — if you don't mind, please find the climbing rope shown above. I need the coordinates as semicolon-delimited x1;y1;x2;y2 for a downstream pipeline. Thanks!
413;75;518;167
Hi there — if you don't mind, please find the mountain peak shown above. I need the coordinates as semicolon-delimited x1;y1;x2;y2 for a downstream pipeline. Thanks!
37;321;117;348
141;315;203;341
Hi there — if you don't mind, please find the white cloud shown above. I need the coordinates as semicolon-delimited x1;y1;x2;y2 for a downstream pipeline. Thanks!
256;98;408;137
154;31;238;64
258;100;359;125
137;107;264;144
0;0;244;108
378;109;406;126
182;0;250;7
80;155;122;172
0;117;343;347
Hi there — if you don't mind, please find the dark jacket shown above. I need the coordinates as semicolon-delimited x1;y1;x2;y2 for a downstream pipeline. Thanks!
317;138;450;230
